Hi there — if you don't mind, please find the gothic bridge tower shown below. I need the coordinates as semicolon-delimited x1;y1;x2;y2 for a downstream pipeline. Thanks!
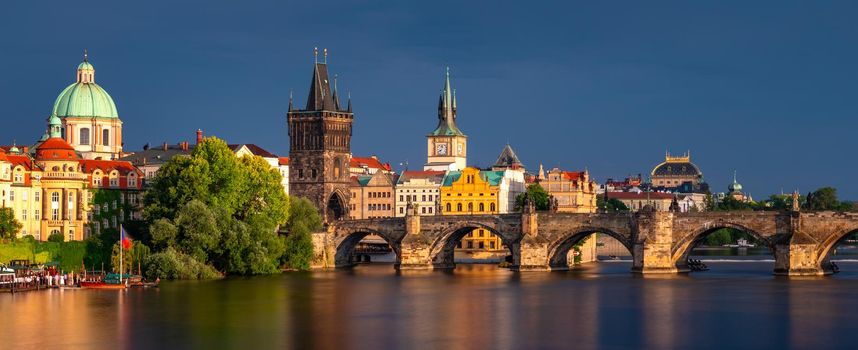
287;49;353;222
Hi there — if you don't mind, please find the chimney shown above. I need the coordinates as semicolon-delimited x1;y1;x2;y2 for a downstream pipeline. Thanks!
163;142;168;151
196;129;203;144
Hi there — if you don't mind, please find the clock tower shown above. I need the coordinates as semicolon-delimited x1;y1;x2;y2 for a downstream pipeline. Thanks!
425;67;467;171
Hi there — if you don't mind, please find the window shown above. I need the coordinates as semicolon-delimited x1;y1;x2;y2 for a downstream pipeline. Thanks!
399;207;404;214
68;230;74;241
80;128;90;145
467;241;473;249
94;176;102;186
421;207;426;214
446;203;451;212
399;195;404;202
22;191;27;201
490;203;496;212
110;178;119;187
479;242;485;249
479;230;484;237
34;210;40;220
456;203;462;212
490;241;496;249
52;208;59;221
102;129;110;146
479;203;484;212
21;209;27;220
9;190;13;201
128;177;137;187
13;173;22;183
34;191;40;202
468;203;473;212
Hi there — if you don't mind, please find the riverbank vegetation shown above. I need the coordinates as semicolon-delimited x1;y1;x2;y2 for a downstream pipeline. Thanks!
140;137;317;279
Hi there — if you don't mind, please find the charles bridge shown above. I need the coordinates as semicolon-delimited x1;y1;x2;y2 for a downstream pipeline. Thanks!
311;204;858;276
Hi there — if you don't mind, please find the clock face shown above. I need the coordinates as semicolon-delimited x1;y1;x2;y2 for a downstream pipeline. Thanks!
436;143;448;155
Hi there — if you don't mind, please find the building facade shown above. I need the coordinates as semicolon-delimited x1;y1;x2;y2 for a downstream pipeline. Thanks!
538;166;598;213
425;68;467;171
287;55;354;222
650;151;703;189
348;171;396;220
440;167;505;254
395;170;444;217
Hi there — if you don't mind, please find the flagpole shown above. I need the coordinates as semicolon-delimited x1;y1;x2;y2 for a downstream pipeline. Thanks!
120;224;123;285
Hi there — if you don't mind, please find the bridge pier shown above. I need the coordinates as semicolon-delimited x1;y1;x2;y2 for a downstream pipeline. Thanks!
632;210;679;274
773;243;828;276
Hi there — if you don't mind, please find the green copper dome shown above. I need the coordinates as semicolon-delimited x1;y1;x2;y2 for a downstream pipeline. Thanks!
51;59;119;119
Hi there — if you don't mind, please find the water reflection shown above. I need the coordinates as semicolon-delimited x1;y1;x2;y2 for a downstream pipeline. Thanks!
3;262;858;349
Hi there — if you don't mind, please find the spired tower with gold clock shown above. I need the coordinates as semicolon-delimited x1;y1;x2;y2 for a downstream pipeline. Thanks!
424;68;467;171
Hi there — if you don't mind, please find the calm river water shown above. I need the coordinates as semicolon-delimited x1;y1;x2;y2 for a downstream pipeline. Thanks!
4;258;858;350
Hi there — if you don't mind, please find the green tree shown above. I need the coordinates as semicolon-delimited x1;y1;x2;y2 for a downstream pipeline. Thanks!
714;196;754;211
47;232;65;242
149;218;178;251
805;187;851;211
281;197;322;270
514;183;551;211
111;241;151;275
597;196;629;212
175;200;221;263
0;208;22;241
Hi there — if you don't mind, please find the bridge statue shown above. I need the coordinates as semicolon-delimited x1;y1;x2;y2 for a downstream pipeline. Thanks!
314;208;858;277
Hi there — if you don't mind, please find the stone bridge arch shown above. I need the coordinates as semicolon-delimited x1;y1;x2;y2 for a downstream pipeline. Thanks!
545;226;634;270
802;213;858;274
330;222;405;267
424;216;522;269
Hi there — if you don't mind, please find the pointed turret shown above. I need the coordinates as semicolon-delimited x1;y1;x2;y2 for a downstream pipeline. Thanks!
305;56;338;111
332;74;341;111
347;91;352;112
538;163;545;180
430;67;465;136
493;144;524;170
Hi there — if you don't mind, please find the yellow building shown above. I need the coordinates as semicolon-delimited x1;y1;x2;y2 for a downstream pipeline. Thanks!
536;165;598;213
440;167;506;254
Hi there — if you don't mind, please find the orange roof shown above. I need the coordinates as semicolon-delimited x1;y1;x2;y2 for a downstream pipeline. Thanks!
35;138;78;160
79;159;141;175
0;149;7;162
278;157;289;166
562;171;584;181
607;192;674;200
350;156;390;171
6;155;33;170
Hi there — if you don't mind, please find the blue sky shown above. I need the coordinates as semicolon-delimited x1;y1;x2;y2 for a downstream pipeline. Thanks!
1;1;857;198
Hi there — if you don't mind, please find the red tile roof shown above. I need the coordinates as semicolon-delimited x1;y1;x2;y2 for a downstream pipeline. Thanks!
350;156;390;171
35;138;78;160
562;171;584;181
6;155;33;171
0;149;7;162
79;159;141;176
607;192;674;200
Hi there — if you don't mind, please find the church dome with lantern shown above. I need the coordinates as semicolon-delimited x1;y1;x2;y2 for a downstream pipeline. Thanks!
51;54;118;119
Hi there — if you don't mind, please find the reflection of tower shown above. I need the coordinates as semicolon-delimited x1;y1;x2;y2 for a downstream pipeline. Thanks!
287;48;353;222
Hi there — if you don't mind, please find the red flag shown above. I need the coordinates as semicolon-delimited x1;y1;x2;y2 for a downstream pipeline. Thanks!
120;225;132;250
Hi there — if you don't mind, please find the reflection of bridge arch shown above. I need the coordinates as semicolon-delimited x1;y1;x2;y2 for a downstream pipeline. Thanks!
547;227;633;270
428;219;519;269
671;222;773;269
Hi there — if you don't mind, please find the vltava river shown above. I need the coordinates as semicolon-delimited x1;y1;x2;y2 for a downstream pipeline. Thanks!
3;260;858;350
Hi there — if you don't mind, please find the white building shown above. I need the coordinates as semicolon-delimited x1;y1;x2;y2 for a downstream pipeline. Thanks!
395;170;445;217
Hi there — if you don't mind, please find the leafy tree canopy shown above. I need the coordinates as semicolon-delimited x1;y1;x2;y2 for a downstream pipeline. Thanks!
515;183;551;211
0;208;22;241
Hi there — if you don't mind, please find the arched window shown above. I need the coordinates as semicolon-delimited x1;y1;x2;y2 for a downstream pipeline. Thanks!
490;203;496;212
102;129;110;146
446;203;451;212
479;203;485;212
457;203;462;212
468;203;473;212
80;128;90;145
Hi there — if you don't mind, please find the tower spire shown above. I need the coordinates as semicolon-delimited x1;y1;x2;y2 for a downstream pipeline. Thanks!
332;73;341;110
347;91;352;112
314;47;318;64
430;66;464;136
83;48;88;62
288;89;293;111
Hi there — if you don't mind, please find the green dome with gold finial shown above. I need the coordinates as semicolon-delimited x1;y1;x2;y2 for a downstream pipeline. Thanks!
51;52;119;119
